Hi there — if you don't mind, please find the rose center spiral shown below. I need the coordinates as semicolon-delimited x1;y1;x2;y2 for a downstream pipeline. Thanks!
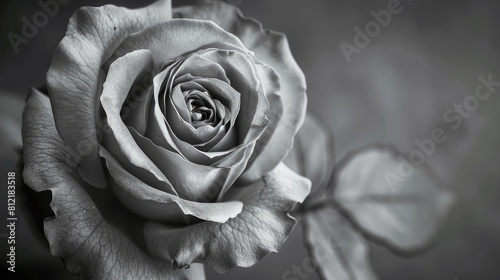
185;90;217;128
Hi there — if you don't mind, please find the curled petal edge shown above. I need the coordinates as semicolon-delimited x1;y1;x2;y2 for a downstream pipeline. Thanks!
144;163;311;272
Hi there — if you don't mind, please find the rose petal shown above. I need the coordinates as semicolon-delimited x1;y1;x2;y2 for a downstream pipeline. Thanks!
122;70;154;135
46;0;173;188
22;88;201;279
190;78;241;150
165;79;238;147
247;62;284;179
284;112;335;197
167;85;226;145
102;133;177;195
111;19;249;69
173;0;307;183
151;75;239;164
165;52;232;140
100;49;178;195
149;52;269;169
100;147;243;223
214;141;256;202
193;50;269;150
130;126;252;203
144;163;311;272
175;52;231;84
170;82;200;123
131;125;226;200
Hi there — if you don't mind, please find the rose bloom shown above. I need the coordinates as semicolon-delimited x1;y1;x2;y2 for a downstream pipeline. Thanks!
23;0;312;278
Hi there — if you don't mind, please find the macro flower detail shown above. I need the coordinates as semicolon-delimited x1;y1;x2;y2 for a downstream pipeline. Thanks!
22;0;311;278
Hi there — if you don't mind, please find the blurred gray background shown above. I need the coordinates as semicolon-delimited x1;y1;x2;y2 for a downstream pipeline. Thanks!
1;0;499;279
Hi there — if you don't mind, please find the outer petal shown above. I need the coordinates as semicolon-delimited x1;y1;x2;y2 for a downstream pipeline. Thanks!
111;19;249;69
22;88;202;279
173;0;308;183
122;68;155;136
284;112;335;198
144;163;311;272
46;0;173;188
100;147;243;224
100;49;177;195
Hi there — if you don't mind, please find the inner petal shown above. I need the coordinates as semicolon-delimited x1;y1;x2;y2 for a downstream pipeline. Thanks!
187;96;215;126
165;84;224;145
148;47;272;166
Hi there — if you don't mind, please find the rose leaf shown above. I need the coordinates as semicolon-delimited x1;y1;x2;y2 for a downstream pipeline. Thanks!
302;207;378;280
330;144;455;251
23;88;203;279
